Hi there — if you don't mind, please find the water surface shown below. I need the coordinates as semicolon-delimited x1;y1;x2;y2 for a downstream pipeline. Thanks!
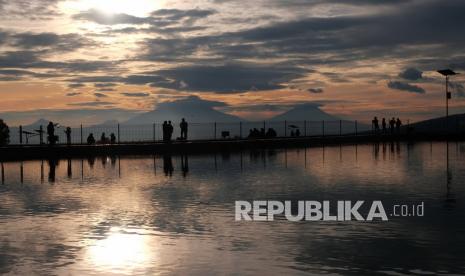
0;142;464;275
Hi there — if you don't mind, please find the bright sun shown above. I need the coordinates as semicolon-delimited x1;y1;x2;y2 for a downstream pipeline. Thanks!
64;0;161;17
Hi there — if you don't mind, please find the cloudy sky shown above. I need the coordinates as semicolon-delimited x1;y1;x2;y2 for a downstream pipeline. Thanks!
0;0;464;125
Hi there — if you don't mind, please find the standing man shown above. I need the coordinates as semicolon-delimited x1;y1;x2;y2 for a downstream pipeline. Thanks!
47;121;56;145
162;121;168;142
0;119;10;146
65;127;72;145
168;121;174;141
180;118;188;140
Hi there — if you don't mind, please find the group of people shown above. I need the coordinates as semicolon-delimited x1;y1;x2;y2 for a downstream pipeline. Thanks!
248;128;278;139
163;118;188;142
86;132;116;145
372;116;403;134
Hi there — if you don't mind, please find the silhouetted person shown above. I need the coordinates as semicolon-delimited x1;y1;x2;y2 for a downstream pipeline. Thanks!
266;128;277;138
100;132;108;144
382;118;387;134
389;117;395;134
163;154;173;176
168;121;174;141
110;133;116;144
47;121;57;145
295;129;301;137
87;133;96;145
260;128;265;137
162;121;168;142
0;119;10;146
290;130;295;137
65;127;72;145
396;118;402;133
372;117;379;133
180;118;188;140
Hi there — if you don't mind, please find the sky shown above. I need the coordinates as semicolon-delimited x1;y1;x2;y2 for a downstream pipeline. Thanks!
0;0;465;125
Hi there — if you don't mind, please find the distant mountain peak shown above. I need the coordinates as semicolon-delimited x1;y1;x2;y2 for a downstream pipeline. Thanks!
125;96;242;124
271;104;341;121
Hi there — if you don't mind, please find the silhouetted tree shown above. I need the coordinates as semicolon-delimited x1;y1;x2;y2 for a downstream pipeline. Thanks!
0;119;10;146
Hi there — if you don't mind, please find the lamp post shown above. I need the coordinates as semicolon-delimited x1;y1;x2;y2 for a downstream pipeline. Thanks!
437;69;459;133
437;69;458;119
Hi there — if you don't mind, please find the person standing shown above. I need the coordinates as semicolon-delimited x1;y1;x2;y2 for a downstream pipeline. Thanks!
382;118;387;134
389;117;395;134
47;121;56;145
372;117;379;133
180;118;188;140
65;127;72;145
396;118;402;133
162;121;168;142
168;121;174;141
0;119;10;146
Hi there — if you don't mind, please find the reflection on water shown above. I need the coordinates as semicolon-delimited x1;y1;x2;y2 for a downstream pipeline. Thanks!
0;142;465;275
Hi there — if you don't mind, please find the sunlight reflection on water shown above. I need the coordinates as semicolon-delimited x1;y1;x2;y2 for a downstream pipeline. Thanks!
0;142;465;275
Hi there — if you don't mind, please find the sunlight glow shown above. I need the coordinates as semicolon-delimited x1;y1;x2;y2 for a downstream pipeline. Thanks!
87;228;153;272
63;0;161;17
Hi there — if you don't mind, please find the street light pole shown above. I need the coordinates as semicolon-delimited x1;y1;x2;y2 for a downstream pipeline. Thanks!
437;69;458;131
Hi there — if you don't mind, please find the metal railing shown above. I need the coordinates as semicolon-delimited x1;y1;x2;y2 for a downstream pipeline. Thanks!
4;117;464;146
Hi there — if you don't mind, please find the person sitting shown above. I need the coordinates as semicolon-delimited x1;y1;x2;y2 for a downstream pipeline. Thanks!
110;133;116;144
265;128;277;138
87;133;96;145
100;132;108;144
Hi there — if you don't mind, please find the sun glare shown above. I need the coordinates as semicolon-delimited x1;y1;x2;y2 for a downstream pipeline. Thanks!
63;0;161;17
87;228;155;272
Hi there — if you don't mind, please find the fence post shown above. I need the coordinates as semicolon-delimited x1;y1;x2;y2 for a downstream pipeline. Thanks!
19;125;23;145
39;125;43;145
153;123;156;142
322;121;325;137
214;122;217;140
117;123;120;144
304;120;307;136
355;120;358;136
339;120;342;136
284;121;287;137
240;122;242;138
80;124;83;144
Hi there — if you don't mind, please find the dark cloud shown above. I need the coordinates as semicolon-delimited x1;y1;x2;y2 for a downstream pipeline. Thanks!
94;92;108;98
308;87;324;93
387;81;425;94
450;82;465;97
68;83;85;89
0;0;64;20
153;63;307;93
96;88;116;92
66;92;81;97
121;92;150;97
68;101;114;107
399;68;423;81
94;83;117;88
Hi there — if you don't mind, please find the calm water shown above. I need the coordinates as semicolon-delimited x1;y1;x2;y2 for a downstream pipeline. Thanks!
0;142;464;275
